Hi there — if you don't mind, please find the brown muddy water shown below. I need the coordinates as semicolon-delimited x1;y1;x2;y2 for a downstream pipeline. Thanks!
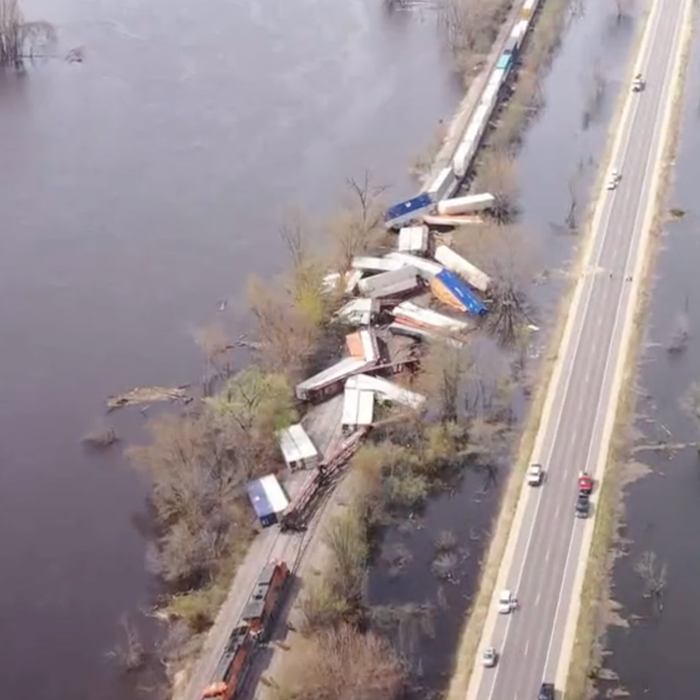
593;11;700;700
0;0;460;698
367;0;647;694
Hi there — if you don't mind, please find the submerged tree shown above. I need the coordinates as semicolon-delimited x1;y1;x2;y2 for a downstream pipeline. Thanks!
0;0;55;68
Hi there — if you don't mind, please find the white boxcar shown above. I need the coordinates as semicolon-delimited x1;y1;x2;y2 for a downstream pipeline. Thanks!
481;82;500;112
512;18;529;48
437;193;496;216
358;266;421;298
392;300;470;333
296;357;375;401
426;166;457;202
352;256;405;273
434;244;491;293
385;252;444;279
346;374;426;410
342;386;375;432
277;424;320;471
398;225;429;254
335;298;380;326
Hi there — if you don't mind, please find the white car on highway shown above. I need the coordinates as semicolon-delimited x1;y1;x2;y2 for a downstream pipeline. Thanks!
527;463;544;486
482;646;498;667
606;168;622;191
498;589;517;614
632;72;645;92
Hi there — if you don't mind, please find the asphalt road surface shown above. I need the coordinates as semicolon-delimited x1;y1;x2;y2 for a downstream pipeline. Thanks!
472;0;687;698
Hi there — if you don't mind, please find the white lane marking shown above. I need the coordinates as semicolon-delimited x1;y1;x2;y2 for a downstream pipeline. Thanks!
535;591;541;608
545;546;551;563
525;640;530;657
541;0;681;680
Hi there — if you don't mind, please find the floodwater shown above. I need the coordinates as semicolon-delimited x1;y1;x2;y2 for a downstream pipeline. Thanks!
367;0;647;692
593;11;700;700
0;0;460;698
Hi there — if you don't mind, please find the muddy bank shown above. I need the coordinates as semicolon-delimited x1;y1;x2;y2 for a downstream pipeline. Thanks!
592;11;700;700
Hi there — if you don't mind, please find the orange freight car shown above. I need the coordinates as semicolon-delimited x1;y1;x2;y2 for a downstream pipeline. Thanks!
201;626;253;700
201;561;290;700
241;561;290;642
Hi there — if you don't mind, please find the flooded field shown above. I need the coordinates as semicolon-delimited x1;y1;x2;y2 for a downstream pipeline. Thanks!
593;11;700;700
367;0;648;691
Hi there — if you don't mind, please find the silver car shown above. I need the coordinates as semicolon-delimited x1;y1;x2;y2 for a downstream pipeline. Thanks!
482;646;498;667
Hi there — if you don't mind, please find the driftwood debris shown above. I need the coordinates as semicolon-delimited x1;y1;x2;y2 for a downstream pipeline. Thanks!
106;385;191;411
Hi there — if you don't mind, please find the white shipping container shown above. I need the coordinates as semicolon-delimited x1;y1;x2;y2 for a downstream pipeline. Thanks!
388;321;465;349
296;357;375;401
434;244;492;293
342;387;375;430
512;18;529;47
422;214;484;227
277;424;320;470
437;193;496;216
385;252;444;279
352;256;405;273
398;225;429;254
346;374;426;410
357;267;420;298
481;83;499;111
426;167;456;202
393;300;469;333
335;298;379;326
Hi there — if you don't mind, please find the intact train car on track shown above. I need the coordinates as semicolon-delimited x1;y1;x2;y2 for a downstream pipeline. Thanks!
201;561;291;700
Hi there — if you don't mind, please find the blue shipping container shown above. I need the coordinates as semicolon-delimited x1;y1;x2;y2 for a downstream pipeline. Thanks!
436;270;488;317
496;53;512;71
247;479;278;528
384;192;434;227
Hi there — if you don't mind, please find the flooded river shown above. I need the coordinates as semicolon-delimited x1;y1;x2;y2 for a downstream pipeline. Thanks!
0;0;458;698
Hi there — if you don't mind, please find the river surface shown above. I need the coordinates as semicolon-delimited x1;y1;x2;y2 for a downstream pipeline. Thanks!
0;0;460;698
368;0;646;692
593;10;700;700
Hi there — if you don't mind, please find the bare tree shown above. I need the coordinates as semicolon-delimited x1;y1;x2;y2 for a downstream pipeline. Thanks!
281;624;406;700
667;310;690;353
247;275;320;375
196;321;233;394
0;0;55;67
582;60;607;131
614;0;635;21
418;343;473;421
128;409;261;587
438;0;512;76
329;172;388;271
474;149;519;222
453;223;536;344
106;616;147;673
634;550;668;600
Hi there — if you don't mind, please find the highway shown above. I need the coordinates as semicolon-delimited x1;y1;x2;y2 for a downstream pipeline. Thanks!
467;0;690;697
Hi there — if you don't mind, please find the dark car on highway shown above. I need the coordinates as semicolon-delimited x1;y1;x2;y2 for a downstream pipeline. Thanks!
575;492;590;518
538;682;555;700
